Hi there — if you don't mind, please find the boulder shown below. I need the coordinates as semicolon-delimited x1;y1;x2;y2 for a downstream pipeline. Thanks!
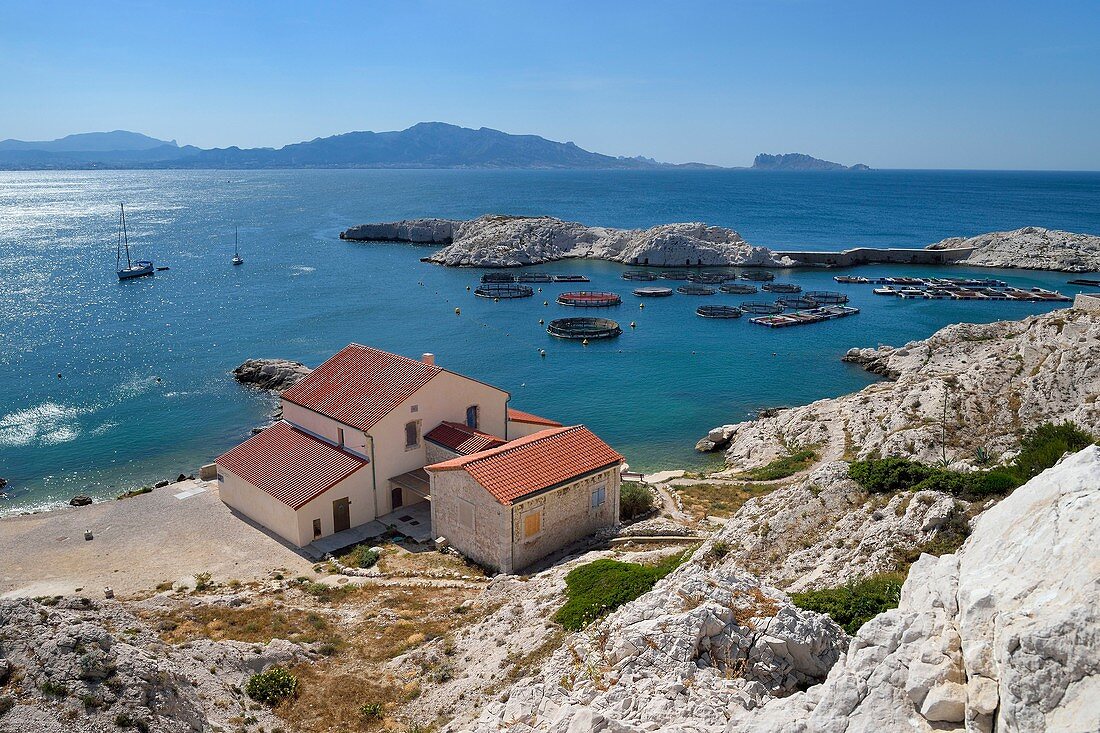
232;358;313;392
68;495;92;507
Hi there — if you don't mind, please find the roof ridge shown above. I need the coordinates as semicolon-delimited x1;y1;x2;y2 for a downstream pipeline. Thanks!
460;424;578;467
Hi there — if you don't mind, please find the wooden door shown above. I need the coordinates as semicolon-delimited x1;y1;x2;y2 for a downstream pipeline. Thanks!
332;497;351;533
391;486;403;511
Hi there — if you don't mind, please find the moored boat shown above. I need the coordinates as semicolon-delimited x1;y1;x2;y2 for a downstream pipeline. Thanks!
116;203;154;280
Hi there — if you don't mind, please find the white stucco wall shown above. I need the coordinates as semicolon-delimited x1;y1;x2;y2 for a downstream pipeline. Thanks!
216;466;303;546
369;370;508;515
280;402;370;459
507;418;556;439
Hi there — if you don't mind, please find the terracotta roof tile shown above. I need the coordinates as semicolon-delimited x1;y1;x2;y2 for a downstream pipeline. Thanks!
215;422;366;510
281;344;441;431
426;426;622;505
507;407;563;427
425;421;507;455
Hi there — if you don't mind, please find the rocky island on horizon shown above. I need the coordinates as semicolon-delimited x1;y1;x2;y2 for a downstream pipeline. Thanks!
751;152;871;171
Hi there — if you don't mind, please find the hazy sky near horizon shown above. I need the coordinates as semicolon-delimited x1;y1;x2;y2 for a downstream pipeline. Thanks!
2;1;1098;170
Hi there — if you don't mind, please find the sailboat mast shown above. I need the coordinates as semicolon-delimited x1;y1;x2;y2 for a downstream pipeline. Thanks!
235;226;239;257
121;203;132;269
116;204;123;270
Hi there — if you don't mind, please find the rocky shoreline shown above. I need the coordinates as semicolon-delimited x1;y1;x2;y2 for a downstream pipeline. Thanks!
341;216;1100;272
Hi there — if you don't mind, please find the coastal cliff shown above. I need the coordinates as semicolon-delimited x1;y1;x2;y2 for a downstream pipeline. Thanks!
926;226;1100;272
345;215;794;268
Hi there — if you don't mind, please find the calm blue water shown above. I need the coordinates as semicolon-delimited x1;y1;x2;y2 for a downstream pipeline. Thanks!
2;169;1098;513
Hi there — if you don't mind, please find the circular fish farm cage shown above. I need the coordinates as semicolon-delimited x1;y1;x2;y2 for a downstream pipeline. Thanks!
687;273;727;284
696;305;742;319
762;282;802;293
474;283;534;299
719;284;758;294
547;317;622;340
557;291;622;307
776;296;819;309
622;270;659;281
804;291;849;304
633;286;674;297
676;284;718;295
740;301;785;314
740;271;776;282
517;272;553;283
659;270;692;280
481;272;517;283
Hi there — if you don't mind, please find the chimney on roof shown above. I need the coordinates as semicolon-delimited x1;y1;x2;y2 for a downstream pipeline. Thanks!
422;353;435;366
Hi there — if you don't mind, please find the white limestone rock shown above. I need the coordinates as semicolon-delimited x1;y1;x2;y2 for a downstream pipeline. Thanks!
701;308;1100;471
344;215;796;268
926;226;1100;272
733;445;1100;733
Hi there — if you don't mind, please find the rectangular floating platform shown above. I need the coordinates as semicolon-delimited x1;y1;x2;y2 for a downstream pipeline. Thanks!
750;305;860;328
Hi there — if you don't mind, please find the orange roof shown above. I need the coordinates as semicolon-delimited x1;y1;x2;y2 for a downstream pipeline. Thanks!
426;426;622;505
425;421;507;455
282;344;441;431
216;421;367;510
507;407;563;427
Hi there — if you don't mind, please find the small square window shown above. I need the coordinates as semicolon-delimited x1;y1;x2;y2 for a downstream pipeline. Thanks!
523;511;541;538
590;484;607;508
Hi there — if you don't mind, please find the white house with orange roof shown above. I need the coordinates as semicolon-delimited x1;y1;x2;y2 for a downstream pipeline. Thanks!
215;344;621;568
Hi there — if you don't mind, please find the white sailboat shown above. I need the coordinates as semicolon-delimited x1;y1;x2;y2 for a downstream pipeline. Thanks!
232;226;244;266
116;203;154;280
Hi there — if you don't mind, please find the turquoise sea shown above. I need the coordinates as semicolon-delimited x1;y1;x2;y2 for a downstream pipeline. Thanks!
2;169;1099;513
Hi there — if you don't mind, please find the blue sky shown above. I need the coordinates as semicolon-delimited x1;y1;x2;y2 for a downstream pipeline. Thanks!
1;1;1098;169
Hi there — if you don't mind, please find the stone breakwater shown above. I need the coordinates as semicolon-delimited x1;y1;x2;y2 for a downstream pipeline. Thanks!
926;225;1100;272
341;216;1100;271
343;215;796;268
698;307;1100;471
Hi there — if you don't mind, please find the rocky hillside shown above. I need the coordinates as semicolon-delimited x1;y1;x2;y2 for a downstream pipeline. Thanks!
699;307;1100;471
740;445;1100;733
926;226;1100;272
470;447;1099;731
342;215;795;268
752;153;870;171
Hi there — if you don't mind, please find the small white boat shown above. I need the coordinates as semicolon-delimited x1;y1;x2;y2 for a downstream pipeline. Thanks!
873;286;898;296
232;226;244;266
116;203;154;280
898;289;927;299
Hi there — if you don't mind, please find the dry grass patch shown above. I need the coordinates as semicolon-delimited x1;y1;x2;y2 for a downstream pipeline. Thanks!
677;482;778;519
152;604;335;645
376;544;488;578
275;584;482;733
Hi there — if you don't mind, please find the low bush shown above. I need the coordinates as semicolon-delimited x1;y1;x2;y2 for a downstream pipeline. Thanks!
553;553;688;630
791;573;905;635
848;457;933;494
737;448;817;481
619;482;655;520
1013;421;1095;481
244;666;299;706
348;545;380;569
359;701;384;720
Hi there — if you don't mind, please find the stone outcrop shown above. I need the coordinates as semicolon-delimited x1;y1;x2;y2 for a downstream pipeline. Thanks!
708;461;970;592
342;215;797;268
926;226;1100;272
469;556;848;732
0;596;303;732
700;308;1100;471
232;358;312;392
736;445;1100;733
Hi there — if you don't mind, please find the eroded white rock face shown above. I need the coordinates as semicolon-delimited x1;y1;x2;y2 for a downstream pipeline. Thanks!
347;215;795;268
926;226;1100;272
467;559;847;732
735;446;1100;733
701;308;1100;471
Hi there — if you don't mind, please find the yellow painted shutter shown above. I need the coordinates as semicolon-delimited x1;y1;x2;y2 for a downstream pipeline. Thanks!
524;512;541;538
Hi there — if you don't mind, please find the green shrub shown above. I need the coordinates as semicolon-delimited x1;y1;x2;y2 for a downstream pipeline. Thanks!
791;573;905;635
552;553;688;630
737;449;817;481
1012;421;1095;481
848;457;934;494
244;666;299;706
350;545;380;569
359;701;384;720
619;482;655;520
193;572;214;592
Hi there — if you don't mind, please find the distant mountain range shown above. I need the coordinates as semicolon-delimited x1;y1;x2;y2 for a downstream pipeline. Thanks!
0;124;872;171
752;153;870;171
